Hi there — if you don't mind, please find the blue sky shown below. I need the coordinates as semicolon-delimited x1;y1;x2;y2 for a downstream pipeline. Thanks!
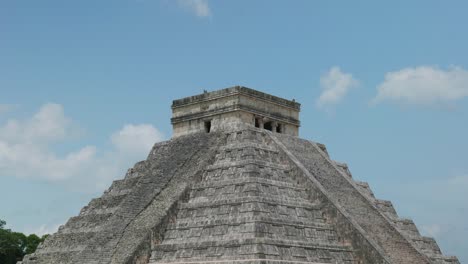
1;0;467;261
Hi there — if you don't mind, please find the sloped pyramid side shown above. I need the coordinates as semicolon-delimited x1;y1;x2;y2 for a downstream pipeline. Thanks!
21;132;226;264
334;161;459;264
21;128;459;264
149;129;362;264
271;133;459;264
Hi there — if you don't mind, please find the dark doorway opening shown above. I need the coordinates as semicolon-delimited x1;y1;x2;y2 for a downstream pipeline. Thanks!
276;123;282;133
204;120;211;133
264;121;273;131
254;118;260;128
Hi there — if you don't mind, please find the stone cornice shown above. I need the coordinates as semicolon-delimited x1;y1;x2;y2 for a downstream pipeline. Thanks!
172;86;301;111
171;104;300;126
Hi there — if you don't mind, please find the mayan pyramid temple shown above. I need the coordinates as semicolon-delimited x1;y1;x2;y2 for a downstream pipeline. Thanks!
21;86;459;264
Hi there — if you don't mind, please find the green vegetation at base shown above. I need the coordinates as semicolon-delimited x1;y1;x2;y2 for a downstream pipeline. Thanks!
0;219;48;264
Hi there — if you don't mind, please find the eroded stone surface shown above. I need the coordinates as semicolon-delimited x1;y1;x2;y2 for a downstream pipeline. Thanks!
21;87;459;264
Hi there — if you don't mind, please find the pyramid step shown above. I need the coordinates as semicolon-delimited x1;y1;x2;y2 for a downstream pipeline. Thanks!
159;235;347;251
176;197;325;226
150;260;331;264
33;231;99;253
174;207;327;226
189;186;311;204
180;196;321;211
392;218;421;237
104;176;140;196
151;238;354;264
207;159;290;171
215;147;283;164
225;130;272;145
315;143;329;157
353;181;375;199
333;161;352;178
409;236;442;255
429;254;461;264
192;176;305;191
163;226;340;247
167;215;331;231
202;166;296;184
374;199;398;219
21;251;83;264
78;194;126;216
220;142;279;153
60;213;114;234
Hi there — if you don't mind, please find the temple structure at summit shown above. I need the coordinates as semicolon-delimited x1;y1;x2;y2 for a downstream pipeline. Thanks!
171;87;300;137
21;86;459;264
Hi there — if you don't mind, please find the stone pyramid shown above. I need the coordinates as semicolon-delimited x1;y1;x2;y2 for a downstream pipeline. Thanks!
21;87;459;264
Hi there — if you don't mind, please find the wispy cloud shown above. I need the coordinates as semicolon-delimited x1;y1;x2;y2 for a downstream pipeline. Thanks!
177;0;211;18
0;104;17;115
420;223;442;237
316;66;359;111
111;124;164;157
24;223;61;236
372;66;468;106
0;104;165;191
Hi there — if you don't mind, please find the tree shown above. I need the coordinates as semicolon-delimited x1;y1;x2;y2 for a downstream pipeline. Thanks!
0;219;48;264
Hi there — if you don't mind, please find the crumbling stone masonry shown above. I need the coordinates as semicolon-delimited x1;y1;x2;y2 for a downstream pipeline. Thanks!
21;86;459;264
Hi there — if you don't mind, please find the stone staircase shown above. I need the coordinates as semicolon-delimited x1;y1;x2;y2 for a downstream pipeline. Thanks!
306;142;459;264
345;167;460;264
22;133;223;264
149;130;358;264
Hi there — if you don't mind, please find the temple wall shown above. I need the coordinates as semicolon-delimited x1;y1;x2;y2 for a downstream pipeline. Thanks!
171;86;300;138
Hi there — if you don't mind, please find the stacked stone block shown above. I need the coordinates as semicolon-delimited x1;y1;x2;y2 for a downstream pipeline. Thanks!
290;138;459;264
21;127;460;264
150;130;358;264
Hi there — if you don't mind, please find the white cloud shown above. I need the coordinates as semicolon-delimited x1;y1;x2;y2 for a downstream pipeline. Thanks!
177;0;211;17
0;103;72;144
372;66;468;105
0;104;165;190
316;66;359;110
111;124;164;157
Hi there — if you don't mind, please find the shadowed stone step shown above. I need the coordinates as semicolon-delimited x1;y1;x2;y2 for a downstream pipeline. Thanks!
179;196;321;211
189;185;312;204
151;260;331;264
429;255;461;264
374;199;398;219
392;218;421;237
152;238;354;263
220;142;279;153
60;213;113;233
202;166;296;184
193;176;304;189
167;215;331;231
207;159;290;171
333;161;352;178
104;176;140;194
353;181;375;199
